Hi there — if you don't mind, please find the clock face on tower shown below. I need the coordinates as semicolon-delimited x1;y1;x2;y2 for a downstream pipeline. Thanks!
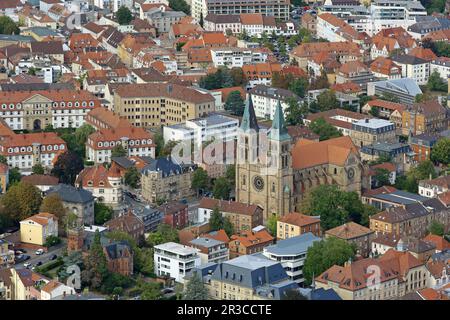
347;168;355;180
253;176;265;191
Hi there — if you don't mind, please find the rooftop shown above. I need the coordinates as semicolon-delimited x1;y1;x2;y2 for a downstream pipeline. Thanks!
264;233;321;256
154;242;200;256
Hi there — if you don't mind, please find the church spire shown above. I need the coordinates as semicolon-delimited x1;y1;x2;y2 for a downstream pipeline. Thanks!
269;100;289;141
240;94;259;132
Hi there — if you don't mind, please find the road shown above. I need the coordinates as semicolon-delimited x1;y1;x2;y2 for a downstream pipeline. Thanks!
14;242;66;270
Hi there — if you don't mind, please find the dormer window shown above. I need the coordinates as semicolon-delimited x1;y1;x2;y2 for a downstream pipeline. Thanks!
87;180;93;187
68;102;72;107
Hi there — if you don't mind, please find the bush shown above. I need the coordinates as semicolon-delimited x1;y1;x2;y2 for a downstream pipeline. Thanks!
44;235;61;248
36;258;65;273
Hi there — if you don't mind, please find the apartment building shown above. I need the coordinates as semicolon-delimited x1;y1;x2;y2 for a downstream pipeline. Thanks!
154;242;201;283
391;55;430;85
370;57;403;80
277;212;322;239
20;212;58;246
430;57;450;80
249;85;299;120
262;233;320;286
418;175;450;198
189;237;229;264
158;202;189;230
402;100;448;136
113;83;216;128
350;118;397;148
242;63;282;89
325;222;375;258
210;47;268;68
229;229;274;258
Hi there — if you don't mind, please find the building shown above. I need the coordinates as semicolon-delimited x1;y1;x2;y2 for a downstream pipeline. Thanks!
0;163;9;194
112;83;216;128
75;164;123;205
419;175;450;198
142;5;186;33
130;205;164;233
370;57;402;80
335;61;378;92
350;118;397;148
103;241;134;276
0;89;100;130
242;63;282;89
158;201;189;230
360;142;414;170
163;114;238;147
261;232;321;286
391;55;430;85
141;156;197;204
197;197;264;234
402;100;448;136
20;174;59;193
277;212;321;239
370;27;417;59
20;212;58;246
315;249;429;300
430;57;450;80
363;187;428;210
210;47;267;68
249;85;299;120
189;237;229;264
0;240;14;268
196;254;298;300
409;133;440;162
85;107;131;131
40;280;75;300
154;242;201;283
228;229;274;258
367;78;422;105
325;222;375;258
105;211;145;243
47;184;95;226
361;99;405;122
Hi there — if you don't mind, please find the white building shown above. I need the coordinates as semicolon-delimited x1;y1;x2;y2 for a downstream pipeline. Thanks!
391;55;430;85
141;5;186;33
248;85;298;120
210;47;267;68
262;233;320;285
41;280;76;300
163;113;239;147
154;242;201;283
430;57;450;80
189;237;229;264
418;175;450;198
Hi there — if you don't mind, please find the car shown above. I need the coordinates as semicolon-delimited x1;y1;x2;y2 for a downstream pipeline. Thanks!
36;261;42;266
35;249;44;255
23;255;30;261
50;254;57;261
23;262;31;268
161;288;174;294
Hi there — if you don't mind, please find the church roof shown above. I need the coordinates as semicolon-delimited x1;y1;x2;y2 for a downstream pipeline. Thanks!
268;100;289;141
240;94;259;132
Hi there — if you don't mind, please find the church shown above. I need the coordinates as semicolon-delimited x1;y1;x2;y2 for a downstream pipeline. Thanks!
235;96;364;222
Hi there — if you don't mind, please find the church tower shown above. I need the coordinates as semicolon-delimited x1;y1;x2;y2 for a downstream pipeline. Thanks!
236;98;293;222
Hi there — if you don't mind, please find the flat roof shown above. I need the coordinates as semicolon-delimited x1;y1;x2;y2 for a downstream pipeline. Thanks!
264;233;320;256
190;237;224;248
372;190;428;204
353;118;394;129
225;254;279;270
154;242;200;255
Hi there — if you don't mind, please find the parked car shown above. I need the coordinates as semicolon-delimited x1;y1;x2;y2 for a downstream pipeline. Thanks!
50;254;57;261
36;261;42;266
23;262;31;268
35;249;44;255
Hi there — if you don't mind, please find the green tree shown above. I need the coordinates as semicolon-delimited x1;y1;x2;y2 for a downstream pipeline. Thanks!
111;144;127;157
309;117;343;141
8;167;21;185
51;151;84;185
1;182;42;221
212;177;231;200
183;272;209;300
430;138;450;165
428;220;445;236
208;207;223;231
44;235;61;247
222;216;234;237
124;167;140;189
281;289;308;300
225;165;235;185
147;223;179;247
32;163;45;175
285;97;306;126
81;230;109;289
303;237;356;285
230;67;246;87
288;77;308;98
154;131;165;158
168;0;190;14
199;68;234;90
373;168;391;187
199;12;204;27
266;214;278;236
315;90;339;112
0;16;20;35
191;168;209;197
309;71;329;90
94;202;113;225
360;205;378;227
427;70;447;92
224;91;245;116
40;193;67;234
141;282;163;300
0;155;7;164
116;6;132;25
370;106;380;117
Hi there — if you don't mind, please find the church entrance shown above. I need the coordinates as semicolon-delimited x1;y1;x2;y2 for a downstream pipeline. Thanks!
33;119;42;131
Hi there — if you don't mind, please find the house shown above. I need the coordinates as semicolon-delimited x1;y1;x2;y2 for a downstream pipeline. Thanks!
241;62;282;89
188;237;229;264
248;85;299;120
105;211;145;244
154;242;201;283
277;212;321;239
158;201;189;230
370;57;402;80
301;13;317;35
103;241;134;276
197;198;264;234
430;57;450;80
40;280;75;300
361;99;405;128
350;118;397;148
47;184;95;226
402;100;448;136
418;175;450;198
363;187;428;210
30;41;64;64
261;232;321;286
228;229;274;258
85;107;131;131
423;234;450;252
0;240;14;268
325;222;375;258
368;162;397;188
370;27;416;60
21;174;59;193
391;55;430;85
20;212;58;246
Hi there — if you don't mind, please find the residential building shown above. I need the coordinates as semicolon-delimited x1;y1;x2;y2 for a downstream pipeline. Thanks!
249;85;299;120
197;198;264;234
20;212;58;246
367;78;422;105
370;27;417;59
301;13;317;35
391;55;430;85
140;156;197;204
315;249;429;300
189;237;229;264
103;241;134;276
305;108;370;136
210;47;268;68
75;163;123;205
0;240;14;268
430;57;450;80
350;118;397;148
277;212;321;239
335;61;378;92
154;242;201;283
410;133;440;162
40;280;75;300
158;202;189;230
360;142;414;171
422;234;450;253
362;187;428;210
228;229;274;258
105;211;145;243
418;175;450;198
242;63;282;89
361;99;405;123
370;57;402;80
368;162;397;188
0;163;9;194
261;232;321;286
142;5;186;33
85;107;131;131
131;205;164;233
325;222;375;257
402;100;448;136
21;174;59;193
47;184;95;226
112;83;216;128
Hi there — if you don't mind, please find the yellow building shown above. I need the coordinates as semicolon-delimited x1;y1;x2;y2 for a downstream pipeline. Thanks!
0;162;9;194
20;212;58;246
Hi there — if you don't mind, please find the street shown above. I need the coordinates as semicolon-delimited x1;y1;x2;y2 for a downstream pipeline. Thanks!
14;242;66;270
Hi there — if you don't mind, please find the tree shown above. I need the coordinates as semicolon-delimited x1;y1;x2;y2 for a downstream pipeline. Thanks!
40;193;66;234
111;144;127;157
225;165;235;186
0;16;19;35
199;12;204;28
183;272;209;300
147;223;179;247
309;117;343;141
427;70;447;92
373;168;391;187
154;131;165;158
199;68;234;90
285;97;306;126
288;77;308;98
209;207;223;231
51;151;84;185
309;71;329;90
370;106;380;117
395;160;436;193
431;138;450;165
303;237;356;285
229;68;246;87
81;230;109;289
281;289;308;300
0;155;7;164
380;92;401;103
32;163;45;175
222;216;234;237
428;220;445;236
360;205;378;227
191;168;209;197
224;91;245;116
44;235;61;248
8;167;21;186
168;0;190;15
94;202;113;225
73;124;95;159
266;214;278;236
141;282;163;300
124;167;140;189
315;90;339;112
1;182;42;222
213;177;231;200
116;6;132;25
